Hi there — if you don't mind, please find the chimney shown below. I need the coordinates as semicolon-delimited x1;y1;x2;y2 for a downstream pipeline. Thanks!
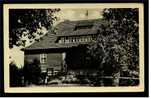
85;10;89;19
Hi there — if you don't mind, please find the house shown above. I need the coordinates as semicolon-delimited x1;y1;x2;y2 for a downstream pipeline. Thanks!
22;18;108;75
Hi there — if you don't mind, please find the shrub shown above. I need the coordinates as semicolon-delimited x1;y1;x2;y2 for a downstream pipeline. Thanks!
23;58;41;85
10;62;23;87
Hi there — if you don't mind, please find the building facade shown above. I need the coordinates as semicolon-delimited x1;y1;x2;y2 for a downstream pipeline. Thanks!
23;18;108;75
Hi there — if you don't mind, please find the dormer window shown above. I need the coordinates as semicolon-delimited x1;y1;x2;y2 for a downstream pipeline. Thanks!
74;25;93;30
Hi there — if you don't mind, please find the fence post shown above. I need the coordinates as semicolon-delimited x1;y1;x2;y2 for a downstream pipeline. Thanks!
112;72;120;86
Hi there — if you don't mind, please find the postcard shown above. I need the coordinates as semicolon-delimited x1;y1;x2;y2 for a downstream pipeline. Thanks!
3;3;144;93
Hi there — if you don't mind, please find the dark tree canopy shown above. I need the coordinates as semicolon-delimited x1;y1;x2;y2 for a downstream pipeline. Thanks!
103;8;138;23
87;8;139;83
9;9;60;48
10;62;23;87
102;8;139;72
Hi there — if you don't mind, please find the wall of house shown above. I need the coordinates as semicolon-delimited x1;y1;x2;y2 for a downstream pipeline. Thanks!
25;54;40;63
24;52;63;72
47;53;63;70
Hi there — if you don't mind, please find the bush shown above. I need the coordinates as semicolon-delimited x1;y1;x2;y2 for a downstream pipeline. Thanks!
10;62;23;87
23;58;41;85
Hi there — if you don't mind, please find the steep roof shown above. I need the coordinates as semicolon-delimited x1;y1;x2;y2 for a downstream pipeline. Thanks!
55;18;104;36
23;18;108;51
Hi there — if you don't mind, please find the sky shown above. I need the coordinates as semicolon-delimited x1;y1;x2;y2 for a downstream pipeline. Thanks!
54;9;103;25
10;8;103;68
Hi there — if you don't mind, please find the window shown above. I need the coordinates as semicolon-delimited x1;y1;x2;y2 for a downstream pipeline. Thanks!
58;35;96;43
72;37;75;43
40;54;47;63
85;37;88;42
65;37;69;43
62;37;65;43
74;25;93;30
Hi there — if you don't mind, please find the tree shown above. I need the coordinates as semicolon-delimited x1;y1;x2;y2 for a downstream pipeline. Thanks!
10;62;23;87
87;8;139;86
9;9;60;48
23;58;41;85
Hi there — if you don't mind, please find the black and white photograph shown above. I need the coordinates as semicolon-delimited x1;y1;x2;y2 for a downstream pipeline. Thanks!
3;4;144;93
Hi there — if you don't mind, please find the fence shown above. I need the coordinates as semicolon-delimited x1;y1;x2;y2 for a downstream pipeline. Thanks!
94;76;139;86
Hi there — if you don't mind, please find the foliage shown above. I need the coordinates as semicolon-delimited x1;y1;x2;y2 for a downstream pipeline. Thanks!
87;8;139;86
10;62;23;87
23;58;41;85
9;9;60;48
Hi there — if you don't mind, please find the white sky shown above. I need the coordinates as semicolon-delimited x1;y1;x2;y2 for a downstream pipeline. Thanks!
10;9;103;68
54;9;103;25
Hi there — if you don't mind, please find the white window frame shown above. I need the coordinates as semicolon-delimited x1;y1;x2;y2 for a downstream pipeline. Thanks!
40;53;47;64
